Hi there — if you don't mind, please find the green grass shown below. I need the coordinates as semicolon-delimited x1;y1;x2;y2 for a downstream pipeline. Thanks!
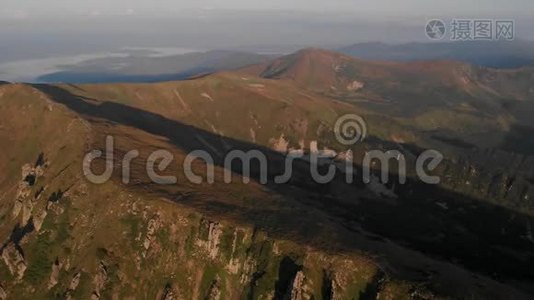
199;265;219;300
218;228;235;260
0;259;14;282
184;226;196;256
25;232;53;285
71;271;92;299
101;263;120;299
56;200;72;244
156;227;173;249
121;215;144;250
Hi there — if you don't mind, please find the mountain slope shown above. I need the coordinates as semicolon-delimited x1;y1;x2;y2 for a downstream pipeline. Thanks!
248;48;534;111
243;48;534;214
0;82;411;299
1;52;534;298
245;48;534;149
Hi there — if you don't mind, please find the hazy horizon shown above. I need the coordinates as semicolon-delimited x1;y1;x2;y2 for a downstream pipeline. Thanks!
2;0;534;64
3;0;533;17
1;1;533;81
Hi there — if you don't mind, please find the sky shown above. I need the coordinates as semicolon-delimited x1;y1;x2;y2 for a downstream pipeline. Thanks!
2;0;533;18
0;0;533;69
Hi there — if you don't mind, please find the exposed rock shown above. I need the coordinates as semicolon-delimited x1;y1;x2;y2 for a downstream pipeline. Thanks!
249;128;257;143
34;186;46;200
0;284;6;300
290;271;306;300
437;148;534;209
33;210;48;232
336;150;353;162
1;243;27;279
347;80;364;91
21;164;34;181
207;223;223;259
271;134;289;153
206;276;221;300
310;141;319;153
13;159;47;221
201;93;214;102
16;182;31;200
12;199;23;218
48;258;61;290
64;259;71;272
195;221;223;260
225;230;240;275
69;272;82;291
91;261;108;300
21;198;34;227
173;89;191;113
143;215;161;255
161;283;178;300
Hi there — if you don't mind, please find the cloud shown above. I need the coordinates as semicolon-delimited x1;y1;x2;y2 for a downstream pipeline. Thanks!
89;10;102;16
122;8;136;16
0;9;29;20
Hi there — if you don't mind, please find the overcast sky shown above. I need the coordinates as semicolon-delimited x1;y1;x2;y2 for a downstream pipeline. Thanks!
1;0;533;66
2;0;533;18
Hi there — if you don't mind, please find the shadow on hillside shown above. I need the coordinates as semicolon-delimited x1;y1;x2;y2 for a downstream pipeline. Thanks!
33;84;534;295
501;124;534;155
35;68;212;84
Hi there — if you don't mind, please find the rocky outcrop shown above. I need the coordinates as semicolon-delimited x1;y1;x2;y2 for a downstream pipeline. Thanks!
0;284;6;300
437;148;534;210
206;276;221;300
48;258;61;289
1;243;26;280
13;157;48;227
347;80;364;91
196;221;223;260
33;210;48;232
70;271;82;290
91;262;108;300
143;214;162;257
271;134;290;153
225;230;241;275
21;198;34;227
160;283;178;300
290;271;306;300
64;271;82;300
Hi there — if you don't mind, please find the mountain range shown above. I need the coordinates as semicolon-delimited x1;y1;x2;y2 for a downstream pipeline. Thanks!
16;40;534;84
0;47;533;299
337;40;534;68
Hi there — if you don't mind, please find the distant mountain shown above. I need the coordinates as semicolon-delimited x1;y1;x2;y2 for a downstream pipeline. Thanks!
337;40;534;68
249;47;534;111
36;50;274;83
246;48;534;151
